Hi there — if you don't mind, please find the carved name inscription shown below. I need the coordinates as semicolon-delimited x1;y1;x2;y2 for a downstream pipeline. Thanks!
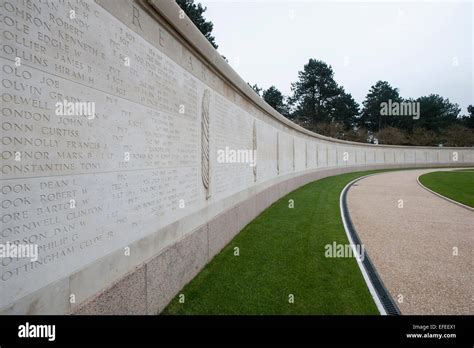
0;0;205;307
0;0;465;313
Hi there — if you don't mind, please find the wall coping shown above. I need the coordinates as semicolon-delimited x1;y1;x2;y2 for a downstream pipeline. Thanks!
144;0;471;150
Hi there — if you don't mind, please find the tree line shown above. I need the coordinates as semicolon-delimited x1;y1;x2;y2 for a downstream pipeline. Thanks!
177;0;473;147
254;59;473;147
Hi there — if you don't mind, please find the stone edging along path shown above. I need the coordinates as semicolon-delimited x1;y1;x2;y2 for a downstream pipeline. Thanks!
345;169;473;315
340;175;401;316
416;174;474;212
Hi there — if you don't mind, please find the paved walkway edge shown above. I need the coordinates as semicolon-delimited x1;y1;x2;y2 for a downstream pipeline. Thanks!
416;175;474;212
339;175;401;315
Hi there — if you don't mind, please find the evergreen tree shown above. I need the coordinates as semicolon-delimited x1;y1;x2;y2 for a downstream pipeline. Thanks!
289;59;341;125
415;94;460;133
327;87;360;129
263;86;289;116
176;0;218;49
248;83;262;97
359;81;401;132
460;105;474;128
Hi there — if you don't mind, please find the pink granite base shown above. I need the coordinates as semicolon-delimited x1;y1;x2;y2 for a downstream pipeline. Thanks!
73;163;461;314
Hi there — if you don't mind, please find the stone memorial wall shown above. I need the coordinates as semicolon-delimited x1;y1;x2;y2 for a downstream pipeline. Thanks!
0;0;472;314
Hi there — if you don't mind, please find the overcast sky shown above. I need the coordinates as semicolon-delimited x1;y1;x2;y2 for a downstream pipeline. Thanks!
200;0;473;114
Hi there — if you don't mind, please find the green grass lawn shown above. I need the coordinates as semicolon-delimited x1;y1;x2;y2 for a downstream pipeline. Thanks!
419;171;474;208
162;170;381;315
453;168;474;172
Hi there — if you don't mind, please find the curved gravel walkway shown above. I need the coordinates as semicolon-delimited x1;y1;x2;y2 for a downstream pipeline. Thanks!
347;169;473;315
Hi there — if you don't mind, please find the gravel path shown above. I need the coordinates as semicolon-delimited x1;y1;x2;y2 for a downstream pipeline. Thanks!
347;169;473;315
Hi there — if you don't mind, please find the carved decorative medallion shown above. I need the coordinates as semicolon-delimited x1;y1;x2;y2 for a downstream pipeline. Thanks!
201;89;211;199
